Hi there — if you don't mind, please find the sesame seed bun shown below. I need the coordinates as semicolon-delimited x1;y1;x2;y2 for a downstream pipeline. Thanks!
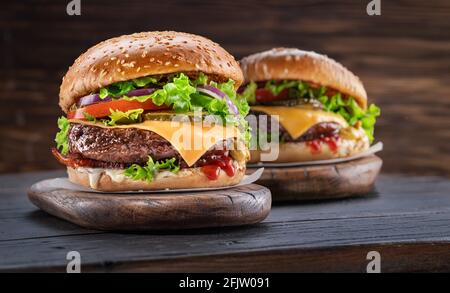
240;48;367;109
67;160;246;192
59;31;243;113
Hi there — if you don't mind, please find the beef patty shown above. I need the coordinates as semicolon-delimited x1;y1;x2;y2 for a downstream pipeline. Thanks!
249;110;341;143
68;123;233;168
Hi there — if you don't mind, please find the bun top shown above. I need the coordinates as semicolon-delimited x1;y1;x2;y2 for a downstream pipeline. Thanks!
240;48;367;109
59;31;243;112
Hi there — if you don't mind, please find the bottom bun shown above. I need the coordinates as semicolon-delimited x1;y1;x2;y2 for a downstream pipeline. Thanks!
249;126;370;163
67;160;246;192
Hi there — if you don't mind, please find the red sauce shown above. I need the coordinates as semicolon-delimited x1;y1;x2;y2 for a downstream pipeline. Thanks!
200;153;236;181
306;140;321;154
202;165;221;180
305;135;339;155
322;136;339;153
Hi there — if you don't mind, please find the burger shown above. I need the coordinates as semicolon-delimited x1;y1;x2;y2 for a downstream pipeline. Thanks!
238;48;380;163
53;31;250;191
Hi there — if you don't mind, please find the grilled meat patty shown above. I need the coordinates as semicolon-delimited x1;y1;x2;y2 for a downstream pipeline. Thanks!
68;123;232;168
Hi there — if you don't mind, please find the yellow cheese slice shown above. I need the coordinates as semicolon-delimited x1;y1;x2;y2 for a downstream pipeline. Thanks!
69;119;240;167
251;106;348;140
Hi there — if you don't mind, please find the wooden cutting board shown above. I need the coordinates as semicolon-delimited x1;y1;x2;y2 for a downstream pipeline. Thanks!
247;155;382;202
28;183;271;231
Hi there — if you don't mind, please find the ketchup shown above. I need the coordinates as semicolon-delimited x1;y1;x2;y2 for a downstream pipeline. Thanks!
322;136;339;153
305;135;339;155
199;153;236;180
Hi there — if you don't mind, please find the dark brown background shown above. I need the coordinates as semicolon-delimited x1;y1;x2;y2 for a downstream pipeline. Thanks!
1;0;449;176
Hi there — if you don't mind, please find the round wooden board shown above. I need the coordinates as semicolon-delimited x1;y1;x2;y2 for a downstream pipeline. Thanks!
27;183;271;231
247;155;382;202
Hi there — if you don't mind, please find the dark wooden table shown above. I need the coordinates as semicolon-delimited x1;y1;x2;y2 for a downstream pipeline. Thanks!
1;171;450;272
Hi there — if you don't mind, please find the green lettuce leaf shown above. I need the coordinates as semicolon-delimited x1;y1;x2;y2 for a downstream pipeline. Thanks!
192;72;208;87
99;76;160;99
123;73;197;113
99;81;135;99
319;94;380;142
265;80;300;96
55;116;70;155
82;112;97;122
104;108;144;126
132;76;159;87
190;93;228;115
218;79;250;117
240;81;257;105
124;157;180;182
95;73;251;145
107;73;250;118
239;80;380;142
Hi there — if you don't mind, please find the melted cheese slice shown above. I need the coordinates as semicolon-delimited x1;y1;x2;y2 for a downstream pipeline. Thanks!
70;119;240;167
251;106;348;140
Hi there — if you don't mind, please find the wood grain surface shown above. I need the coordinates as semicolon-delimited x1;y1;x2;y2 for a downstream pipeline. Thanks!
1;171;450;272
249;155;382;201
27;183;271;230
1;0;449;176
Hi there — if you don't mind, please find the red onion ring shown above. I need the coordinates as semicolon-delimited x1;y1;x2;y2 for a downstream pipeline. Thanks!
197;85;239;115
77;88;156;107
77;94;111;107
126;88;156;97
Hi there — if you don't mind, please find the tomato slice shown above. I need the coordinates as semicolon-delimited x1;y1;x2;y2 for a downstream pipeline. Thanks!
67;99;168;119
255;88;289;103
